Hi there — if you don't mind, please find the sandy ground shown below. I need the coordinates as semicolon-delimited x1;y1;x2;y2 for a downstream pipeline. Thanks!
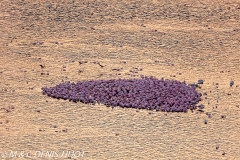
0;0;240;159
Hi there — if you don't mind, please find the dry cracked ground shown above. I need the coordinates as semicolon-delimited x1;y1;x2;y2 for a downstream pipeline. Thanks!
0;0;240;159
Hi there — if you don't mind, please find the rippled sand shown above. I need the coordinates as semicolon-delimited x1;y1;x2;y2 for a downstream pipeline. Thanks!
0;0;240;159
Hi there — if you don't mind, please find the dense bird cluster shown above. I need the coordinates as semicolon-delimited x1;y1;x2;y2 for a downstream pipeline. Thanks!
42;76;202;112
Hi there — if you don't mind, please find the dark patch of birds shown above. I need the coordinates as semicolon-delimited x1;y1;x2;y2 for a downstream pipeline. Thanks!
42;76;202;112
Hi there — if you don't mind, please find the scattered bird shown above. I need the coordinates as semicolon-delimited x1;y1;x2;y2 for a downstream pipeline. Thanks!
112;68;122;71
97;63;106;68
78;61;88;65
40;64;45;69
189;83;199;88
221;115;226;119
204;119;207;124
198;79;204;84
230;80;234;87
198;104;205;109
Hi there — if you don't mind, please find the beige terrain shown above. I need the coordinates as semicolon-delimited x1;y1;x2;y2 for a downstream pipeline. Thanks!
0;0;240;159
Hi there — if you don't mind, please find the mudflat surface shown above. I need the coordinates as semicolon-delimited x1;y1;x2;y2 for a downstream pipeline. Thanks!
0;0;240;159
